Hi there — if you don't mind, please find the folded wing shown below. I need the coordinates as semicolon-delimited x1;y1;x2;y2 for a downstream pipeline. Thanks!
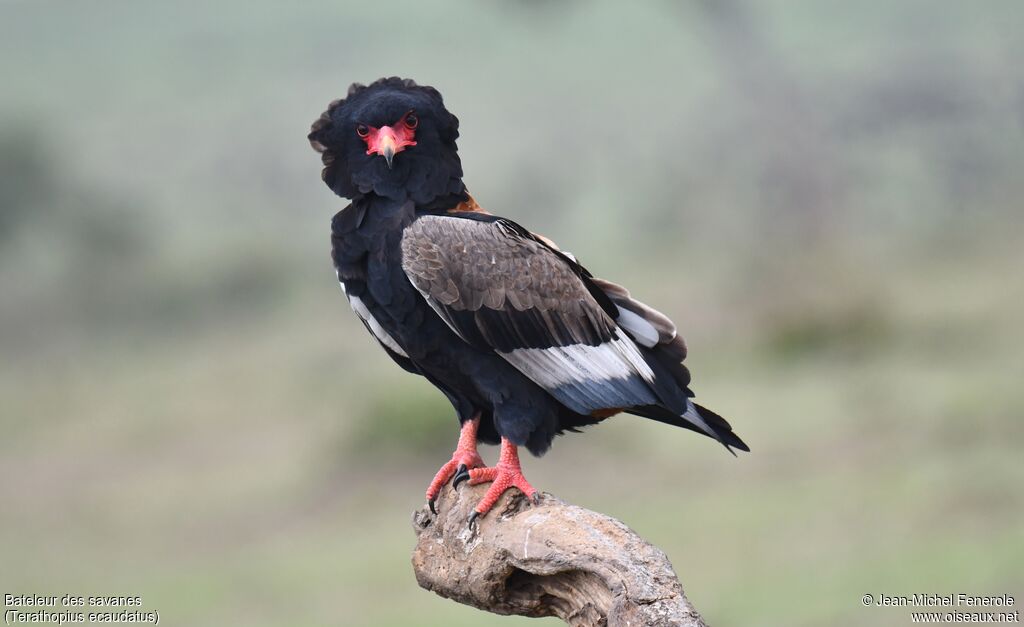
401;214;662;415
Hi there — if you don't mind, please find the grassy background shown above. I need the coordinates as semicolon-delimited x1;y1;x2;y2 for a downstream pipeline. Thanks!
1;1;1022;625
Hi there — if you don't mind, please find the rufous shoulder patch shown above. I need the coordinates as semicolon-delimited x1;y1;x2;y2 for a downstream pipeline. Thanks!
449;194;488;214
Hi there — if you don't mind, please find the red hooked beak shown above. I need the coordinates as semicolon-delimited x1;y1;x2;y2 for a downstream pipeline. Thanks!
365;125;416;169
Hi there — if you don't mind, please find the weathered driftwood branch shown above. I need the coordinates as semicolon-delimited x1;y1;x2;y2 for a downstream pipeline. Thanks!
411;483;708;627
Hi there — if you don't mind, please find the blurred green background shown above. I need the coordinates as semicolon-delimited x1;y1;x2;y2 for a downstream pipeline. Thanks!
2;1;1022;625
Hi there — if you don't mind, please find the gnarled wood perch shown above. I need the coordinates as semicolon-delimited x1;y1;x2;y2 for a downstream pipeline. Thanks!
411;483;708;626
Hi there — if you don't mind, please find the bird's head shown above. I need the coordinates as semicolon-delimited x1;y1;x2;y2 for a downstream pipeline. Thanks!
308;77;465;204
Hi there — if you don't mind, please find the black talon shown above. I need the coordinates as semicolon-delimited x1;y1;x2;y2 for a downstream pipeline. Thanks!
452;464;470;488
530;492;541;506
468;511;480;529
428;499;437;515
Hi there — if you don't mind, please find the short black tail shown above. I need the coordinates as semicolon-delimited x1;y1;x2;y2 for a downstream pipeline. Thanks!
630;403;750;454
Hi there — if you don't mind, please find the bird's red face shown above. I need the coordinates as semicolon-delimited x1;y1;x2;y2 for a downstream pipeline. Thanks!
356;110;419;169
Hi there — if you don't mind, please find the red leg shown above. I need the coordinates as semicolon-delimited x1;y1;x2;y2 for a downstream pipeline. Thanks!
466;437;539;524
425;413;485;513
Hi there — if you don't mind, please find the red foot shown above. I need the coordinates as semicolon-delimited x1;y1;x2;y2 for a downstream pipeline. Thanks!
426;415;484;512
466;438;539;520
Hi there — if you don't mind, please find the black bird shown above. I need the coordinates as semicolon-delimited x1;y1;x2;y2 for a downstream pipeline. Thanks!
308;77;748;520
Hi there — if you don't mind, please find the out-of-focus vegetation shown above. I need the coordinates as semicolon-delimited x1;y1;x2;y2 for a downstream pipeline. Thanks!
2;1;1022;625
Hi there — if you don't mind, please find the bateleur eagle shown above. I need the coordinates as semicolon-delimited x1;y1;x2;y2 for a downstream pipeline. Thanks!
308;77;748;522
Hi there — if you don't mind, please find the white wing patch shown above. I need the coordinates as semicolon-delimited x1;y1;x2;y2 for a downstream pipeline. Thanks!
500;333;654;387
505;342;624;387
340;281;409;358
498;333;660;412
614;305;660;348
682;399;716;437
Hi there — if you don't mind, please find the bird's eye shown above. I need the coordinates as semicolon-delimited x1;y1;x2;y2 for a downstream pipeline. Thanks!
356;124;369;138
404;113;418;129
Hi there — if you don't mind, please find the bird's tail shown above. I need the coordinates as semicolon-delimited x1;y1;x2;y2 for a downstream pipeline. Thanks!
630;402;750;455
